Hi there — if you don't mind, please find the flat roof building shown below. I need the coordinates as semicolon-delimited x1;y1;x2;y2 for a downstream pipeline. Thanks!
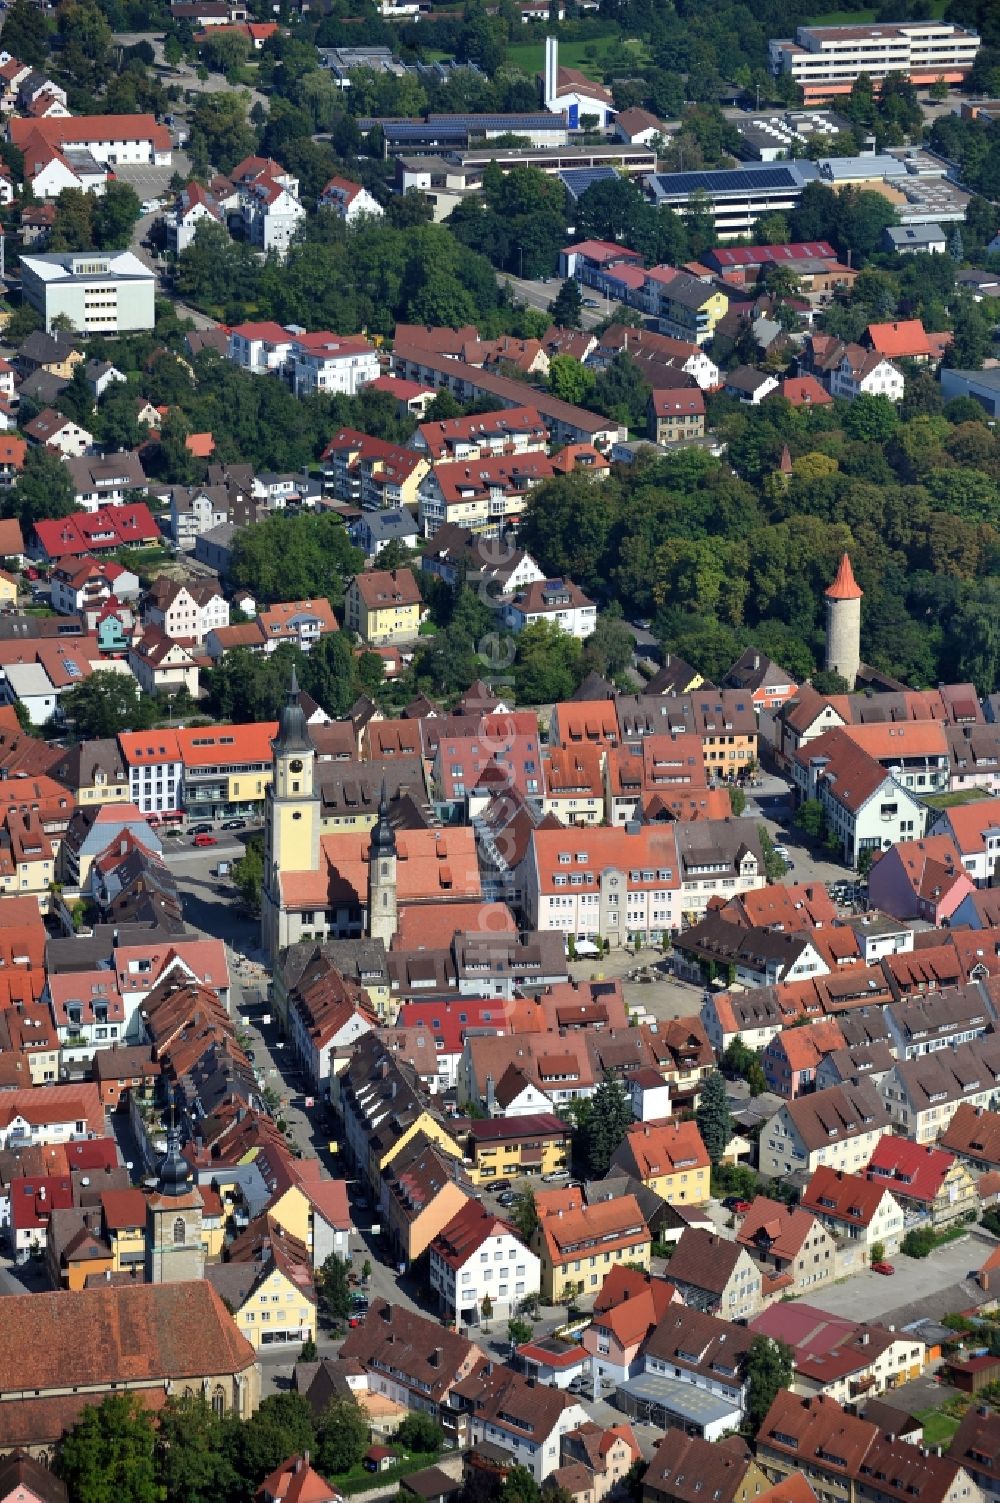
20;250;155;334
768;21;981;103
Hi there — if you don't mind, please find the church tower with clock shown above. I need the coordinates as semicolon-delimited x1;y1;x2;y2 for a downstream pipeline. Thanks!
261;670;321;960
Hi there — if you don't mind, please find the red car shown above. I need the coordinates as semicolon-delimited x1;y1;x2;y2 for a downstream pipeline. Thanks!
193;833;218;847
871;1261;895;1276
731;1200;751;1215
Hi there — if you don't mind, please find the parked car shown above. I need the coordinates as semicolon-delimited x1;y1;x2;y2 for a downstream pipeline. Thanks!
722;1196;750;1212
194;833;218;847
582;297;600;308
485;1178;511;1193
542;1169;570;1182
497;1191;518;1207
221;818;247;830
871;1261;895;1276
190;823;213;835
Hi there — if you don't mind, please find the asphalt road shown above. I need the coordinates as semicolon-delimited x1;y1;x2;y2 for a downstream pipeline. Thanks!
501;273;617;329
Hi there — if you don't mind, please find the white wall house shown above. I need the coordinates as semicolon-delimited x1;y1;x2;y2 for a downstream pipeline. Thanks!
429;1211;541;1324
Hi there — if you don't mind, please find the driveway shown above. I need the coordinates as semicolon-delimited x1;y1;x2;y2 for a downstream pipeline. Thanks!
797;1229;998;1328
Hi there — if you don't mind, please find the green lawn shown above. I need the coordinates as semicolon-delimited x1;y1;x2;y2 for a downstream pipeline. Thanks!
916;1407;962;1449
505;31;648;80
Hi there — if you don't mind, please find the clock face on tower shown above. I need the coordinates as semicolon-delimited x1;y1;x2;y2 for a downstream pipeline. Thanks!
289;758;304;773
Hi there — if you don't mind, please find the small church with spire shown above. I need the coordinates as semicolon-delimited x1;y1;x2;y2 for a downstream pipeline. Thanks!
260;674;482;963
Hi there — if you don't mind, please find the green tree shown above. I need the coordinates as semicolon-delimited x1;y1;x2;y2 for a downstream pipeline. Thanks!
746;1335;794;1433
315;1395;369;1476
230;513;363;607
189;90;256;173
93;182;143;251
729;786;746;817
695;1070;732;1165
843;393;899;444
230;1393;315;1491
594;352;651;430
61;672;150;739
98;384;144;452
582;614;634;681
501;1467;541;1503
301;630;364;719
758;827;789;882
480;1292;494;1328
232;834;263;918
514;620;584;704
794;798;826;839
1;0;51;64
583;1074;632;1178
57;1393;158;1503
397;1412;443;1453
511;1187;539;1243
316;1251;353;1325
158;1395;239;1503
549;278;582;329
548;355;596;405
50;188;95;253
508;1316;533;1346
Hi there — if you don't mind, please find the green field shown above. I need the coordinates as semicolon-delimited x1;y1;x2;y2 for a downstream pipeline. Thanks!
505;31;649;80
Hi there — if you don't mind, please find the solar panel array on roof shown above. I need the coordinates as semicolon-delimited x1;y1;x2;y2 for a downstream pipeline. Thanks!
559;166;619;198
652;166;803;195
427;113;561;129
381;121;468;139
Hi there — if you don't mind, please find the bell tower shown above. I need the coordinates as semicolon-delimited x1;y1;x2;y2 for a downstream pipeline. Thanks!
145;1104;204;1284
367;782;398;946
262;670;320;960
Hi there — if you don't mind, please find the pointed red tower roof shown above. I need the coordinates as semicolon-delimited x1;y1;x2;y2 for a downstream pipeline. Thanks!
825;552;863;601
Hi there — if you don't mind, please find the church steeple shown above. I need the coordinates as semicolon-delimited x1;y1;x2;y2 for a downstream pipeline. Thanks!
370;780;397;860
274;667;314;755
155;1097;193;1198
262;670;321;961
368;779;398;946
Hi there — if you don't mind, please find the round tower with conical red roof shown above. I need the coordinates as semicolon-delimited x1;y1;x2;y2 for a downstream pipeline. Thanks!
824;552;863;690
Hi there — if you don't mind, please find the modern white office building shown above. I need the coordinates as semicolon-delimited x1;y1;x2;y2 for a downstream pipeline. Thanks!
646;161;820;240
769;21;981;103
20;251;156;333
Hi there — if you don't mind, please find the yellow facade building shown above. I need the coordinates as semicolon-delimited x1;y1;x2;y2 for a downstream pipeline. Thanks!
533;1190;651;1303
344;567;423;645
610;1120;711;1206
464;1115;573;1186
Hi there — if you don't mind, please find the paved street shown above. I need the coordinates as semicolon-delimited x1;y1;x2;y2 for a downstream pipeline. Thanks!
500;273;617;329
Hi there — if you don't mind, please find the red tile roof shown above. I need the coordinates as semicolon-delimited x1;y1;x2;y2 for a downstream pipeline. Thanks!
866;319;931;359
801;1164;894;1228
866;1136;958;1205
825;552;863;601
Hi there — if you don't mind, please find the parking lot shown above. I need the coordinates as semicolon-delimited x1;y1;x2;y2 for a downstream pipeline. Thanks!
802;1229;997;1327
113;162;183;206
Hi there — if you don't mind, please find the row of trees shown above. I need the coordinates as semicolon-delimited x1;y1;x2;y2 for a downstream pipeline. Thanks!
55;1390;381;1503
